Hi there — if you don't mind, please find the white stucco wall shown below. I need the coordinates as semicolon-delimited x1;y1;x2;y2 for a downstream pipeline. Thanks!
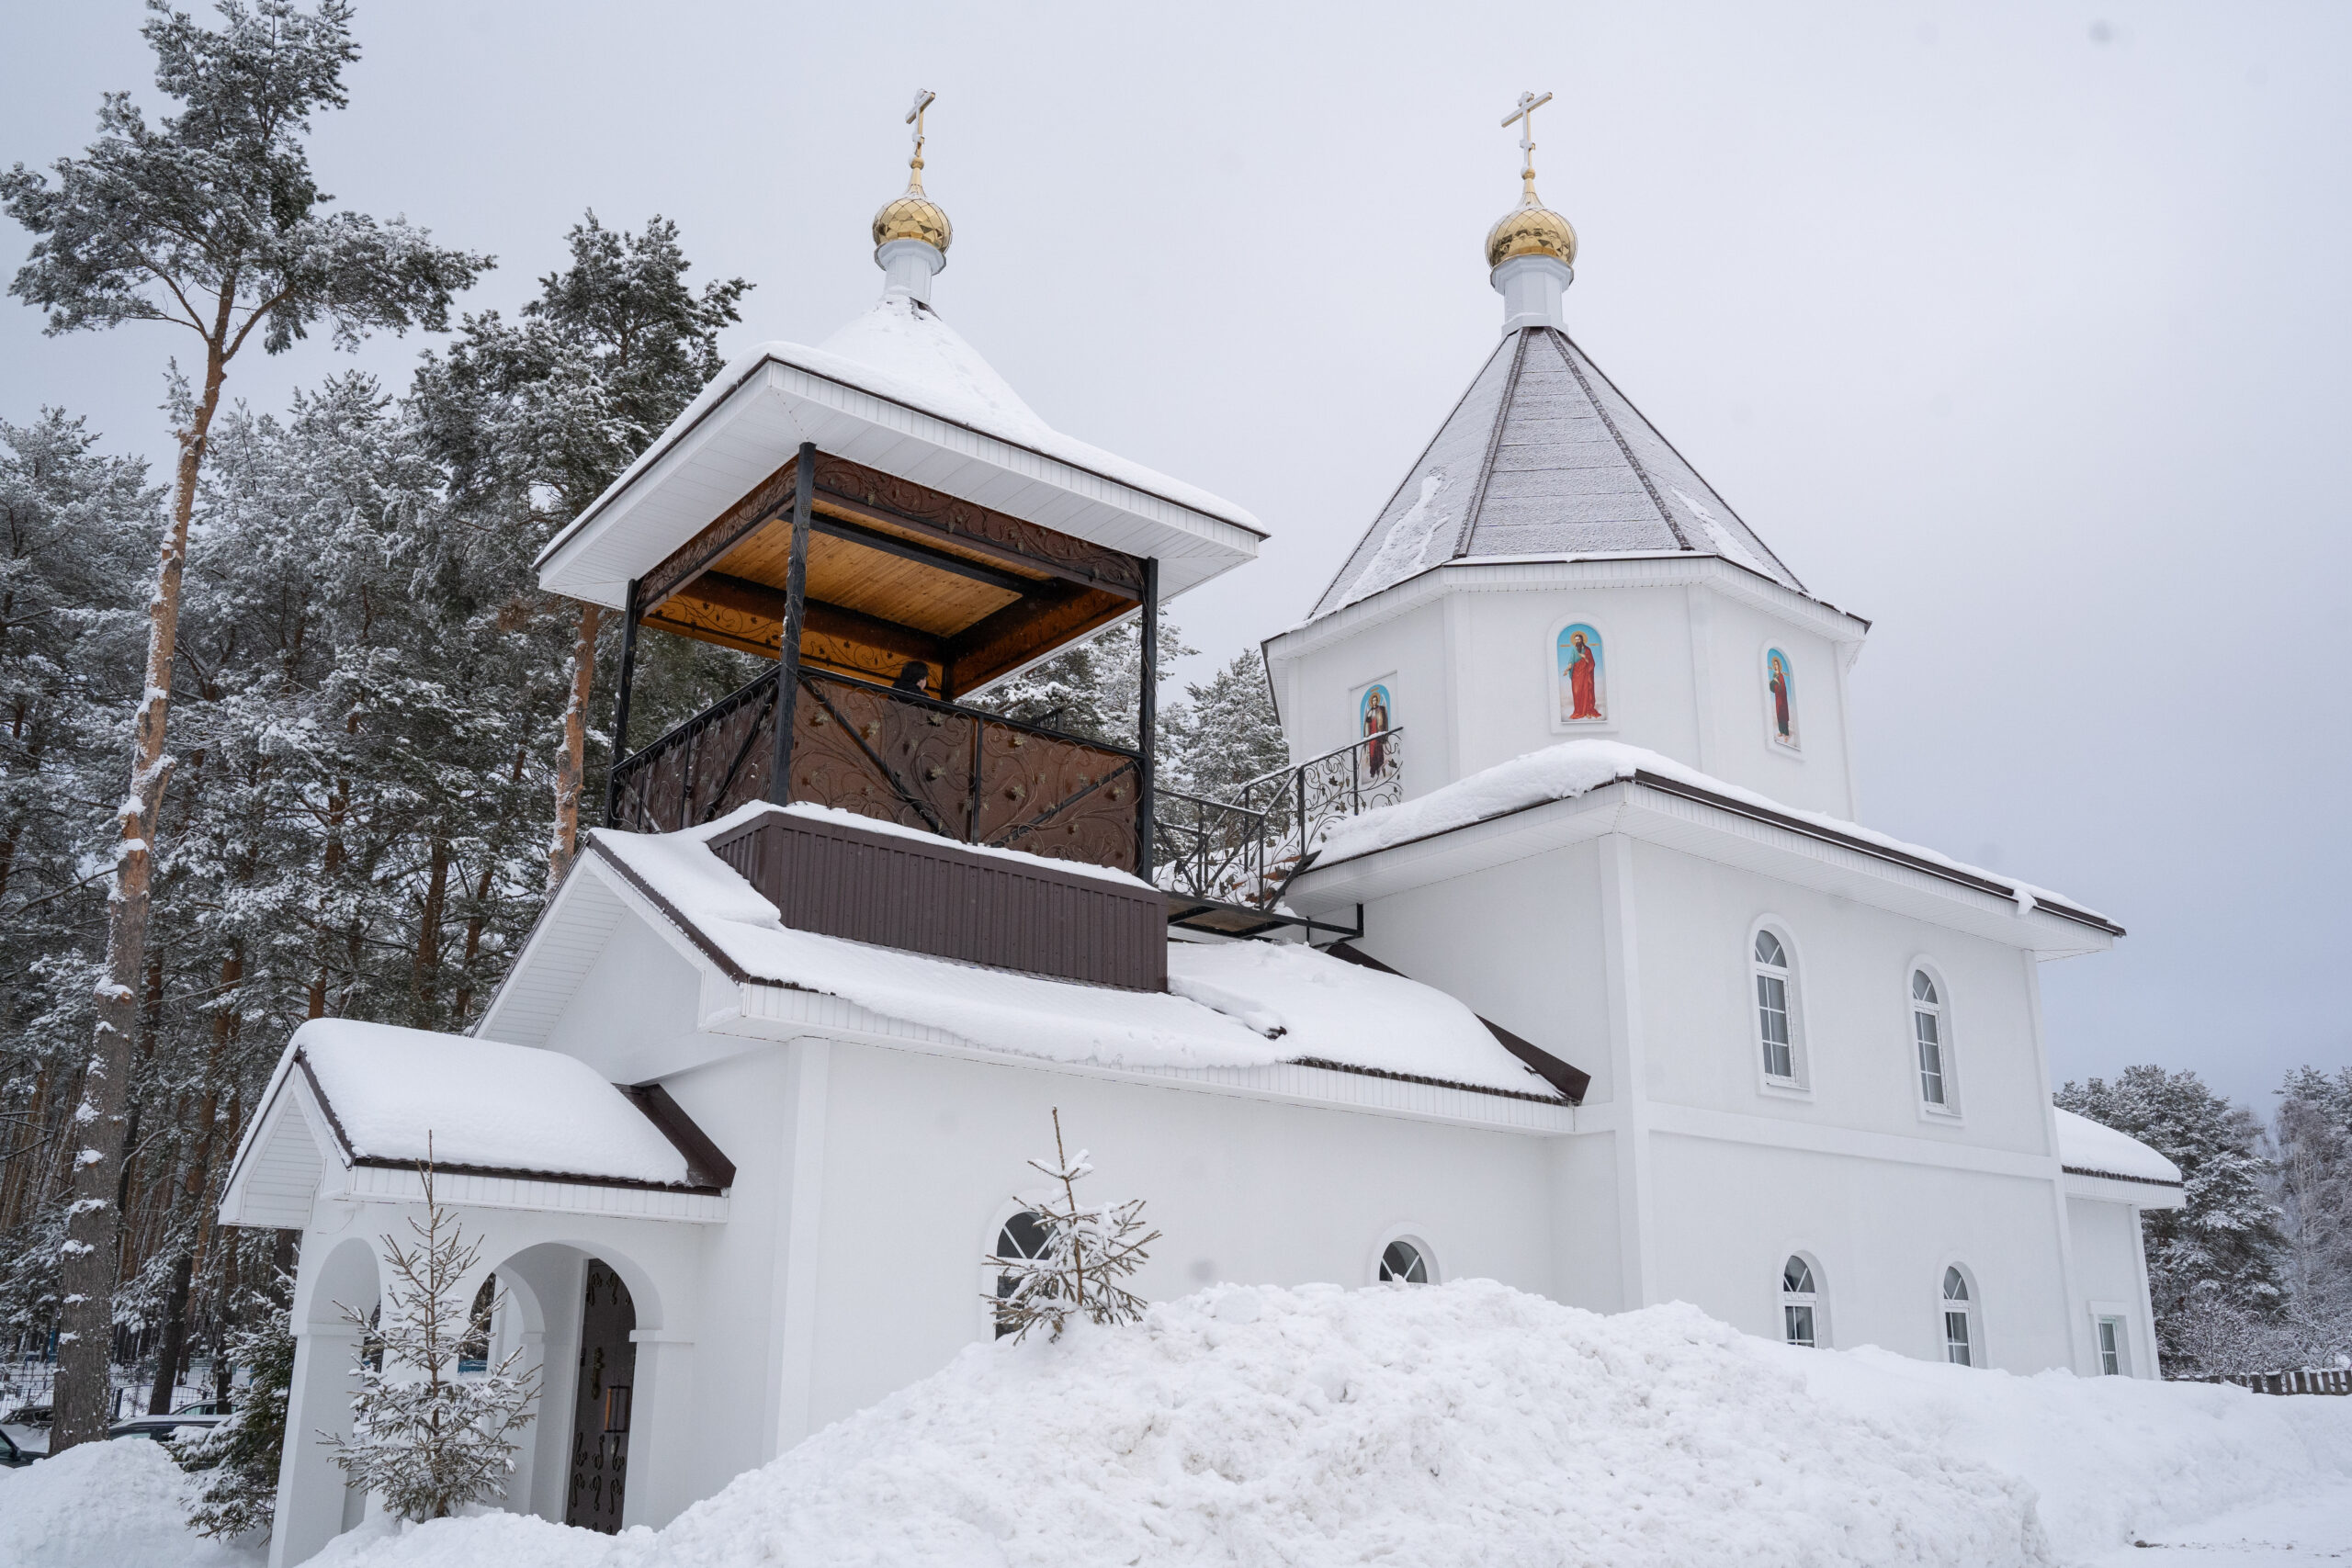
2068;1196;2163;1379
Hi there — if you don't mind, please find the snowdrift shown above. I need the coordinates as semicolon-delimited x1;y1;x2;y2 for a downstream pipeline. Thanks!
0;1437;261;1568
11;1283;2352;1567
314;1281;2352;1568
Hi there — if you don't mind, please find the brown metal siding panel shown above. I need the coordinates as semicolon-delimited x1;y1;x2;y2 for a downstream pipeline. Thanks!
707;811;1166;991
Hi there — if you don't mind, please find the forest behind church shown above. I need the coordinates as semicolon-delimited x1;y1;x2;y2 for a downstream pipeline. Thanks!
0;0;2344;1435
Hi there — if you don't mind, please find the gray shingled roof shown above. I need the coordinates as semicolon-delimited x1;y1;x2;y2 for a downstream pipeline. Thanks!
1309;327;1807;619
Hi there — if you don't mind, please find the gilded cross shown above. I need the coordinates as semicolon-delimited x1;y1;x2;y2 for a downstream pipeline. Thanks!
1501;90;1553;183
906;88;937;174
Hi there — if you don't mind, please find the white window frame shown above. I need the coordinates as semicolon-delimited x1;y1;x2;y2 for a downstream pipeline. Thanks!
2089;1301;2135;1377
1749;919;1811;1096
1940;1263;1982;1368
1368;1224;1442;1286
1780;1251;1826;1348
1545;615;1618;735
1907;959;1962;1121
978;1196;1052;1341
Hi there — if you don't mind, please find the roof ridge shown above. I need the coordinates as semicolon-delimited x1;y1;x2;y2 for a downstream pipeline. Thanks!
1306;333;1517;615
1451;328;1532;560
1554;330;1809;593
1544;328;1692;552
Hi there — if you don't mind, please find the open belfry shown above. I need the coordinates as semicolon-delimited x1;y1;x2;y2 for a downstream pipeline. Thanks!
221;93;2180;1562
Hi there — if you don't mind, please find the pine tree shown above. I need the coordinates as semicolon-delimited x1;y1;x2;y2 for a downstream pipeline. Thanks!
175;1276;294;1539
2058;1066;2290;1374
1161;648;1288;800
973;614;1193;753
416;212;748;884
1;0;485;1450
986;1109;1159;1343
326;1151;537;1521
2273;1066;2352;1368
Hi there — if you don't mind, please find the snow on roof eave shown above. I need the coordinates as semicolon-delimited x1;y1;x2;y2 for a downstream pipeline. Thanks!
535;342;1264;612
1288;741;2120;951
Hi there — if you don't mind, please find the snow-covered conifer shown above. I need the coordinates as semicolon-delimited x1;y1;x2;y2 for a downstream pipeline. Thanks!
325;1148;537;1520
2059;1066;2289;1373
987;1109;1160;1343
175;1278;295;1539
1162;649;1288;801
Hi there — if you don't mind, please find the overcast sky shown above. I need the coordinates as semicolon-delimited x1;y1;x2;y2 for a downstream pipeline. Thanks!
3;1;2346;1108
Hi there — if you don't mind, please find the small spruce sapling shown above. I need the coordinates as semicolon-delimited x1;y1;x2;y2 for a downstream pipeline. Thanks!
174;1275;296;1539
986;1108;1160;1342
324;1141;537;1520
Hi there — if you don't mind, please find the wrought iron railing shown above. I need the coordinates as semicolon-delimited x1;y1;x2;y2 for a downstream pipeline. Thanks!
1154;728;1403;909
608;667;1148;874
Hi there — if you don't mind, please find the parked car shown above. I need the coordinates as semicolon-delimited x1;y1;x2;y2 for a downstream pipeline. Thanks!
0;1426;35;1466
106;1410;226;1445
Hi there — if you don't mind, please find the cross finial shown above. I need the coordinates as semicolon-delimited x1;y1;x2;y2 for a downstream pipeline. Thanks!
905;89;937;186
1501;90;1554;192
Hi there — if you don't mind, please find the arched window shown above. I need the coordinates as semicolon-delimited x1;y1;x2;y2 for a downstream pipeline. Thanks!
1781;1255;1820;1348
1379;1238;1430;1284
1754;931;1797;1083
1942;1266;1977;1367
991;1210;1049;1339
1913;969;1951;1109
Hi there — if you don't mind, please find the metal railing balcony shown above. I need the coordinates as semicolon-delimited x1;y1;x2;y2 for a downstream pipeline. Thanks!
608;666;1149;875
1153;728;1403;911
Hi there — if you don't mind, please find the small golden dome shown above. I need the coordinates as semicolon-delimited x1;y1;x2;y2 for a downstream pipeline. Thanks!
873;166;952;256
1485;177;1577;270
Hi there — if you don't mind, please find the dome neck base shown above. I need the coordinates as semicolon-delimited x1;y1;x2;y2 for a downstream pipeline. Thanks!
1491;253;1572;333
876;237;945;305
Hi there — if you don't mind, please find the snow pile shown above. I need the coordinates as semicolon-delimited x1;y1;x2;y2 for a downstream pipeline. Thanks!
305;1282;2352;1568
1312;739;2102;921
1166;940;1554;1097
0;1437;261;1568
283;1020;691;1185
2052;1106;2184;1188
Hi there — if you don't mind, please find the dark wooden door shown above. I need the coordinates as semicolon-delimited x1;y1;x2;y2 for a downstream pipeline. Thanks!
565;1260;637;1533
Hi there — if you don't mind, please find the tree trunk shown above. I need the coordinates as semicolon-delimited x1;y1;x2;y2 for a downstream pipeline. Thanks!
548;601;601;888
413;833;449;1022
51;340;224;1453
147;948;239;1414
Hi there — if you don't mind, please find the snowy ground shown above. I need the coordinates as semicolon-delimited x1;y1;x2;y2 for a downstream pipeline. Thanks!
6;1283;2349;1567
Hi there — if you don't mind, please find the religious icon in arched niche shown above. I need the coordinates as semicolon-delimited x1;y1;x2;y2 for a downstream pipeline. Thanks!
1358;682;1396;776
1556;623;1607;725
1765;648;1800;750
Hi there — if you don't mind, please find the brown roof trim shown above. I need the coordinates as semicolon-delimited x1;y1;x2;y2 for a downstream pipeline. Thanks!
622;1082;738;1190
1321;942;1589;1104
1310;772;2122;940
2063;1164;2183;1190
586;834;757;985
1288;1057;1568;1107
295;1045;727;1197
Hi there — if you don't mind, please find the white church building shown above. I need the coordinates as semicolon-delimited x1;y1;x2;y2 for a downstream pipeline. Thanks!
221;105;2185;1564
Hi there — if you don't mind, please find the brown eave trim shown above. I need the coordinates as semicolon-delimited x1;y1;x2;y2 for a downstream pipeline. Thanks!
2063;1164;2183;1190
1320;941;1589;1104
347;1155;721;1197
621;1082;739;1190
586;835;757;985
1310;773;2122;939
1289;1056;1569;1107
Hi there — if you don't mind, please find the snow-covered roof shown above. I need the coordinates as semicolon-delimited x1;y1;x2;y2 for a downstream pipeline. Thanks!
1309;739;2119;937
1306;327;1849;624
586;808;1563;1100
2054;1107;2184;1190
272;1019;701;1188
536;297;1262;611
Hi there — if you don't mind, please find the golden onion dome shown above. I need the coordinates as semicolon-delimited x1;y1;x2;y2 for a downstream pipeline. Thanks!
1485;175;1577;270
872;165;953;256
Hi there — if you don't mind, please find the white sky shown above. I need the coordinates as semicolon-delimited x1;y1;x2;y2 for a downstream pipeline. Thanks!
4;1;2346;1107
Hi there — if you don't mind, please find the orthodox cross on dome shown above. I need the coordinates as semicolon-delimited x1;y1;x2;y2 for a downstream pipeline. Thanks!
1502;90;1553;188
906;88;937;182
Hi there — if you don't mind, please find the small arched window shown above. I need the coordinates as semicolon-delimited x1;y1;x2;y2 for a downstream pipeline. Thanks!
1379;1238;1430;1284
1781;1255;1819;1348
1913;970;1950;1109
991;1210;1050;1339
1942;1266;1977;1367
1754;931;1797;1082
